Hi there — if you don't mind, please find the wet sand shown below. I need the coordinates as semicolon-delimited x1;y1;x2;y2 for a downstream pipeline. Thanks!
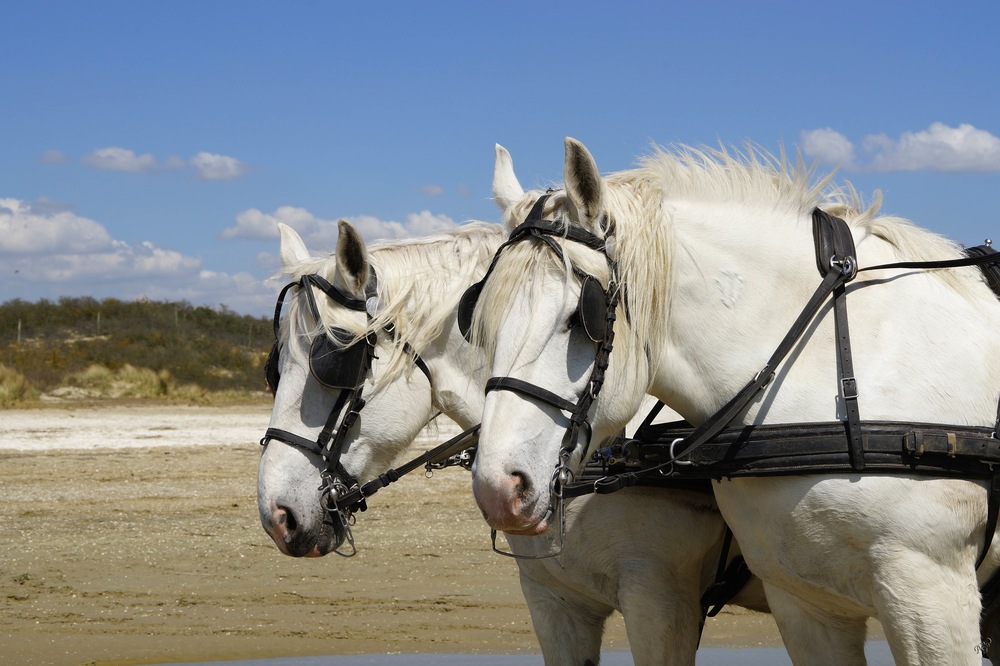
1;403;785;665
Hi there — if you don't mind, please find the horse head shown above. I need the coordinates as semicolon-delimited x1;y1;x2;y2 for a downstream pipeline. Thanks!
258;219;503;557
257;222;435;557
469;139;650;535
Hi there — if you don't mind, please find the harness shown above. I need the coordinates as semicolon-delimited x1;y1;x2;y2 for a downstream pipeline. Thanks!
578;210;1000;564
469;199;1000;619
260;267;434;549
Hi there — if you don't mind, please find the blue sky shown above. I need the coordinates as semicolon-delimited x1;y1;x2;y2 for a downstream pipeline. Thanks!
2;1;998;316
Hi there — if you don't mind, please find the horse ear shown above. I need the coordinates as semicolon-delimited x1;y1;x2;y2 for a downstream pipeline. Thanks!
278;223;310;268
563;137;605;230
335;219;370;294
493;144;524;215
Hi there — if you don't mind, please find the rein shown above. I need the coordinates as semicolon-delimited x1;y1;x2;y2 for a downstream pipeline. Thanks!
335;423;481;513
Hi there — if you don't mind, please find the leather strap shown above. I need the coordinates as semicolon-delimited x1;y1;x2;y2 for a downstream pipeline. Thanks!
658;265;847;472
699;528;753;621
633;420;1000;478
813;208;864;470
334;424;481;513
485;377;579;413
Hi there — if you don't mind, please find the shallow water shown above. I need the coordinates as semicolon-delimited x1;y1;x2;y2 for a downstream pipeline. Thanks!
156;641;972;666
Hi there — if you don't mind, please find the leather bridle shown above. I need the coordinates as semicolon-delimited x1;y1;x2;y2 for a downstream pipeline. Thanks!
260;267;433;549
464;195;621;556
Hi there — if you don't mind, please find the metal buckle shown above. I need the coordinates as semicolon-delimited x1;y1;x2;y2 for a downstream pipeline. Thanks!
840;376;859;400
753;365;773;388
830;254;858;280
669;437;694;466
424;447;476;474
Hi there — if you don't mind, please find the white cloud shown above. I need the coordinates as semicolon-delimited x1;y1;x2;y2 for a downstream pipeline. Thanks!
82;146;157;173
801;123;1000;172
866;123;1000;172
0;196;275;315
403;211;458;235
0;198;113;254
0;198;199;281
799;128;856;169
20;243;201;282
68;147;250;181
140;270;270;312
190;152;249;181
221;206;320;241
222;206;459;249
345;215;410;240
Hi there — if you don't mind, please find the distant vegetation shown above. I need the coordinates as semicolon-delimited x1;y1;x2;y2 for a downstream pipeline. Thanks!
0;297;274;407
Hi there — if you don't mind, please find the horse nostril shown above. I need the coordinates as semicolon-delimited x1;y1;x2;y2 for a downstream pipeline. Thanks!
510;471;531;499
276;506;298;533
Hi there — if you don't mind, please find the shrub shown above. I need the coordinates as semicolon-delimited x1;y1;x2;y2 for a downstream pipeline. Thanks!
0;296;273;401
0;364;29;406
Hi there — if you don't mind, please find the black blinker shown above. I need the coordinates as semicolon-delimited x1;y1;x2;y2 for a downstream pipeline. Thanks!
264;340;281;392
309;328;372;390
457;281;484;343
577;275;608;343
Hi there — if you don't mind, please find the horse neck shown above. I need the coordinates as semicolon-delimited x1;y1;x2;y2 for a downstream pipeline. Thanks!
645;199;1000;427
425;328;488;431
368;225;502;431
645;201;836;424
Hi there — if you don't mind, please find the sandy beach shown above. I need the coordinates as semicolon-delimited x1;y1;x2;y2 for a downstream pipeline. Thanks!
0;402;785;665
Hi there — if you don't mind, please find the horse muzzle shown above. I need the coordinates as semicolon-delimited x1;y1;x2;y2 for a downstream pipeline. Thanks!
472;468;553;535
260;501;344;558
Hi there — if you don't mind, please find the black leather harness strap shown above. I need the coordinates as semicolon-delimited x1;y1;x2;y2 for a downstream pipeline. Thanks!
570;209;1000;576
982;473;1000;569
699;527;752;633
632;420;1000;478
476;195;621;482
262;265;435;532
966;243;1000;295
595;209;1000;484
621;258;851;483
485;377;579;413
814;208;865;471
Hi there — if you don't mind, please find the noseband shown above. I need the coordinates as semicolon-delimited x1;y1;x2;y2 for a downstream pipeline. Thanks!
462;194;621;553
260;267;433;548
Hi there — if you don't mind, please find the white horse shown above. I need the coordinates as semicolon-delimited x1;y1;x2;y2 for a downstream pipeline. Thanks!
470;137;1000;665
257;219;765;666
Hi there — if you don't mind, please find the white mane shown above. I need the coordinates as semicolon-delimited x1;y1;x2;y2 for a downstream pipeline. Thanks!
276;222;505;384
366;222;504;381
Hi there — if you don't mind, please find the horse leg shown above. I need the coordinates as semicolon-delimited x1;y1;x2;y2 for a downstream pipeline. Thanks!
764;583;867;666
617;575;701;666
517;569;609;666
870;555;983;666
